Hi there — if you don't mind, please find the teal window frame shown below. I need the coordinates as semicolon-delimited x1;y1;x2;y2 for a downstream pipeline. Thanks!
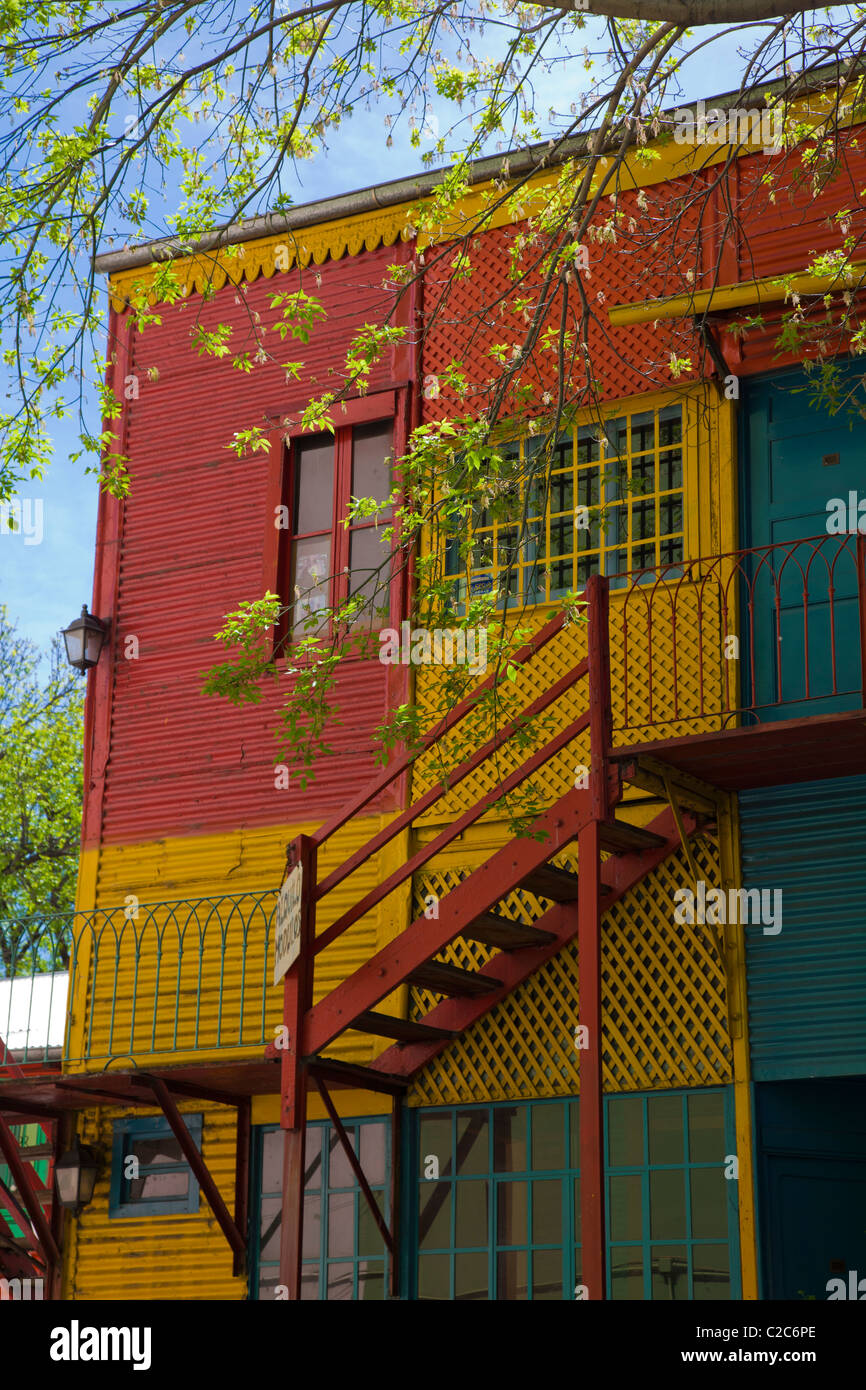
407;1088;740;1301
109;1114;202;1219
250;1116;391;1300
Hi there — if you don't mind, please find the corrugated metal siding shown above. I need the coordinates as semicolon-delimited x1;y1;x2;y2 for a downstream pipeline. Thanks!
68;1102;243;1299
740;776;866;1081
98;245;400;846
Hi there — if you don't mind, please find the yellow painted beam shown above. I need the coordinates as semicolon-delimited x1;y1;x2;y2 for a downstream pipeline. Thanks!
718;792;760;1301
608;261;866;327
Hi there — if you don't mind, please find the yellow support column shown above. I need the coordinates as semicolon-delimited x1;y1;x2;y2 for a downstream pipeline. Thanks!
719;791;760;1300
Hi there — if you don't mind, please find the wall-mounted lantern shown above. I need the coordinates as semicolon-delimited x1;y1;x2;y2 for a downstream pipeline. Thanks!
61;605;108;672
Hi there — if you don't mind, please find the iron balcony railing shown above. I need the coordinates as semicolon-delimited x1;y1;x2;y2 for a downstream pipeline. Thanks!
0;892;277;1067
613;532;866;734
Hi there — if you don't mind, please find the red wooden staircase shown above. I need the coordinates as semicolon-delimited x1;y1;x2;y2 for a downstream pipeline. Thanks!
271;575;708;1299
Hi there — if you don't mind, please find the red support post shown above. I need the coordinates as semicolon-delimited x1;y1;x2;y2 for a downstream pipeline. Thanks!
578;571;611;1300
278;833;316;1300
577;819;605;1300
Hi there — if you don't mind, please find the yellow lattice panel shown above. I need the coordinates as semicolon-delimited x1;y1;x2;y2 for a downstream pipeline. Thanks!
408;834;731;1106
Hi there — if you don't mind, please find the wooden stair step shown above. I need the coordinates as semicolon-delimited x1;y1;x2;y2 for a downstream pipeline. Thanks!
598;819;667;853
408;959;503;997
521;864;581;901
463;912;557;952
350;1011;456;1044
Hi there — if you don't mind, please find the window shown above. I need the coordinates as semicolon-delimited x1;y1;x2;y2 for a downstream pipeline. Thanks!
109;1115;202;1218
289;419;395;636
414;1089;738;1300
444;402;685;610
251;1117;391;1300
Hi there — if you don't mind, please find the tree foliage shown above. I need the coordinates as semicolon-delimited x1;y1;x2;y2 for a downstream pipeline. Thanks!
0;610;84;973
4;1;866;803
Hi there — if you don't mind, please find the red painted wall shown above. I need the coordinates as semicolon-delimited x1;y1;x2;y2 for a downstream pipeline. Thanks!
88;244;410;848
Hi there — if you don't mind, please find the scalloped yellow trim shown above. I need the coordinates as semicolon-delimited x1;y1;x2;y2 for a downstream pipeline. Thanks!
107;87;857;310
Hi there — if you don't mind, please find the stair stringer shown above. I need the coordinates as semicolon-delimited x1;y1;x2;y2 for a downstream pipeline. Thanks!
364;803;699;1082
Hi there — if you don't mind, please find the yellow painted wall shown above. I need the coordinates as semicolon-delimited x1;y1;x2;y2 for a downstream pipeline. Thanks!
64;1102;244;1300
67;816;411;1072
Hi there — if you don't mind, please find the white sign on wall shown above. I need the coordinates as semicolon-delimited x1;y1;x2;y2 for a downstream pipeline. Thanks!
273;862;304;986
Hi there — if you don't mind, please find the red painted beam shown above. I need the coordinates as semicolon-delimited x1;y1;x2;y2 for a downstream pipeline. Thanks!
306;788;593;1057
577;819;604;1301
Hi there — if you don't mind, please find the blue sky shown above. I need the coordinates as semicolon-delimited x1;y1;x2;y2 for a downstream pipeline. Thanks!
0;16;770;658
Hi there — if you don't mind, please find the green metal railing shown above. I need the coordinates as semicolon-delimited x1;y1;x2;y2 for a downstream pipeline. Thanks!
0;892;278;1068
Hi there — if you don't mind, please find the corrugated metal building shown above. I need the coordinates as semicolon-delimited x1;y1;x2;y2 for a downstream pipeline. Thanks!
2;77;866;1302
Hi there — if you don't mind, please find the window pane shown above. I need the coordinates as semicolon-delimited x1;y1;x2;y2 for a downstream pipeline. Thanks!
357;1190;387;1258
497;1181;527;1247
358;1260;385;1301
418;1184;451;1250
573;1177;581;1242
650;1169;686;1240
348;525;391;625
609;1174;642;1242
327;1191;355;1257
651;1244;689;1300
302;1193;320;1260
532;1248;563;1301
133;1135;184;1167
497;1249;528;1300
531;1179;562;1245
456;1112;488;1176
259;1195;282;1262
419;1115;452;1178
608;1096;644;1167
328;1128;356;1189
456;1251;488;1301
294;435;334;533
693;1244;730;1300
352;421;393;507
690;1166;728;1239
531;1103;565;1171
359;1123;387;1187
648;1094;683;1165
494;1106;527;1172
304;1126;323;1188
130;1170;188;1201
456;1181;488;1248
300;1267;319;1301
292;535;331;633
261;1128;283;1194
610;1246;643;1300
418;1252;450;1299
569;1100;580;1168
687;1092;725;1163
326;1262;353;1300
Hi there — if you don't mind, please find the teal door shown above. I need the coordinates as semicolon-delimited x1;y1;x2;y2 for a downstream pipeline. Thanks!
741;367;866;718
764;1155;866;1300
756;1079;866;1301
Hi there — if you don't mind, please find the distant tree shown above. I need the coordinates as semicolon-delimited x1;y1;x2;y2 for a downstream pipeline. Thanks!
0;610;84;974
